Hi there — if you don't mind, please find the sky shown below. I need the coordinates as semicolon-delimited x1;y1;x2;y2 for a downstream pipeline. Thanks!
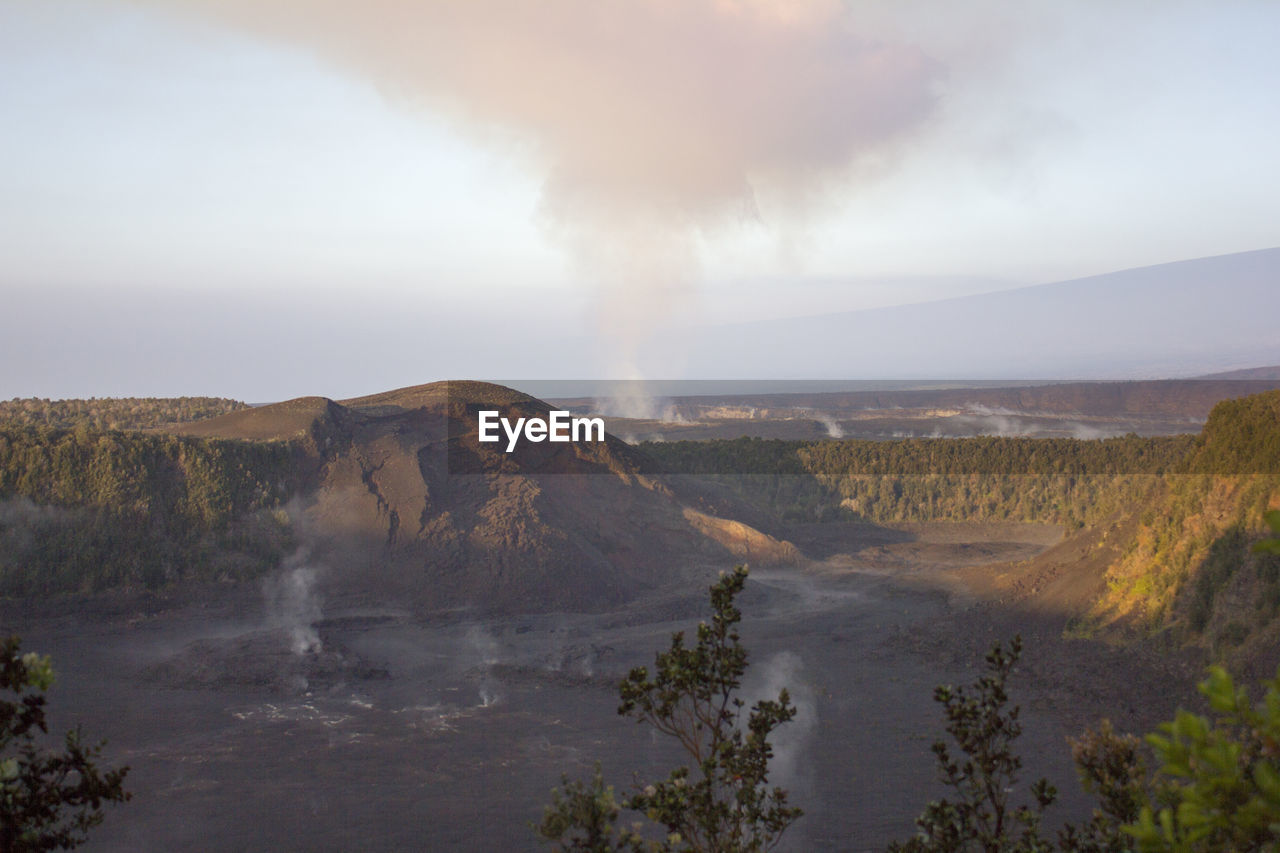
2;0;1279;400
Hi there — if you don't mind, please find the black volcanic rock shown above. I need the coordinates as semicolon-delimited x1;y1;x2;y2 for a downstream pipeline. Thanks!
141;629;389;693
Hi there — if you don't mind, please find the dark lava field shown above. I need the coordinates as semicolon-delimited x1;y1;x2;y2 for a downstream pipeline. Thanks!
4;522;1192;852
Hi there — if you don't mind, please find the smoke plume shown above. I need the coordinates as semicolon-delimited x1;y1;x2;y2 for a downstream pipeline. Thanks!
465;624;503;707
132;0;941;369
740;651;816;794
263;547;323;656
816;414;845;438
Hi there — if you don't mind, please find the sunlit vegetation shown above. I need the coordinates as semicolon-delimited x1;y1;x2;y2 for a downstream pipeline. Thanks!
0;426;302;595
644;391;1280;653
0;397;247;431
1085;393;1280;644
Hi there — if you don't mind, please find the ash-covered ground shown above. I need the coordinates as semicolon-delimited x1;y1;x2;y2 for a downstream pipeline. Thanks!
5;524;1192;852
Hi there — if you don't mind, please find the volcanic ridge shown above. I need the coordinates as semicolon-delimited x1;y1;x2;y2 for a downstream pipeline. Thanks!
175;381;796;613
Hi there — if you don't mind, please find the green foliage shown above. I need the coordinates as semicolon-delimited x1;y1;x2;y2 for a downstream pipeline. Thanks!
645;435;1195;481
0;426;294;523
1132;478;1280;645
643;435;1191;528
646;397;1280;647
619;567;803;852
644;393;1279;531
1126;666;1280;851
0;426;301;594
1187;526;1250;632
537;567;803;852
536;764;649;852
640;438;806;477
894;627;1280;852
0;397;247;432
799;436;1194;479
1057;722;1148;853
1;636;129;851
1185;391;1280;476
890;636;1058;853
1254;510;1280;557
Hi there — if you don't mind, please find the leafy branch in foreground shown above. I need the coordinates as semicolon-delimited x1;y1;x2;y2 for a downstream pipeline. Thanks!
890;636;1058;853
1055;721;1148;853
893;629;1280;851
1126;665;1280;852
1;636;130;851
889;638;1151;853
536;764;649;852
536;566;802;853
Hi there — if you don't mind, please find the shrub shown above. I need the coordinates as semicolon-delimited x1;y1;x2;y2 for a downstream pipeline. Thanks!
1;636;130;851
537;567;802;852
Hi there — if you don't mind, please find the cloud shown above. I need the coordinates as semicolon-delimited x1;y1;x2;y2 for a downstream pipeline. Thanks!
129;0;943;366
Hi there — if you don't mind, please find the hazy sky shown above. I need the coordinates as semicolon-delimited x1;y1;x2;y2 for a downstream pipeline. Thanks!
3;1;1279;399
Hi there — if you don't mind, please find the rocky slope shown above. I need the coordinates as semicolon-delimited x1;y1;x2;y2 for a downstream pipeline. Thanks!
178;381;796;613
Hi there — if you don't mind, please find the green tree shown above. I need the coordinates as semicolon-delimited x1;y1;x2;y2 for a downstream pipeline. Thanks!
1125;665;1280;852
1;636;130;851
890;636;1058;853
1057;721;1148;853
536;764;649;852
537;567;803;852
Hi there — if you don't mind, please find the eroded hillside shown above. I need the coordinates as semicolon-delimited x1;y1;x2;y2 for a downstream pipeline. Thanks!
174;381;796;613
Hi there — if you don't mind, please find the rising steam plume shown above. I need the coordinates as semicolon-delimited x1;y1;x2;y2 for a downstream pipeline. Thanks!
133;0;941;369
264;547;323;656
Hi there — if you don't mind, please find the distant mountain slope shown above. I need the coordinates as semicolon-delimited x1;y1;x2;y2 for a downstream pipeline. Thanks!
671;247;1280;379
1196;366;1280;380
